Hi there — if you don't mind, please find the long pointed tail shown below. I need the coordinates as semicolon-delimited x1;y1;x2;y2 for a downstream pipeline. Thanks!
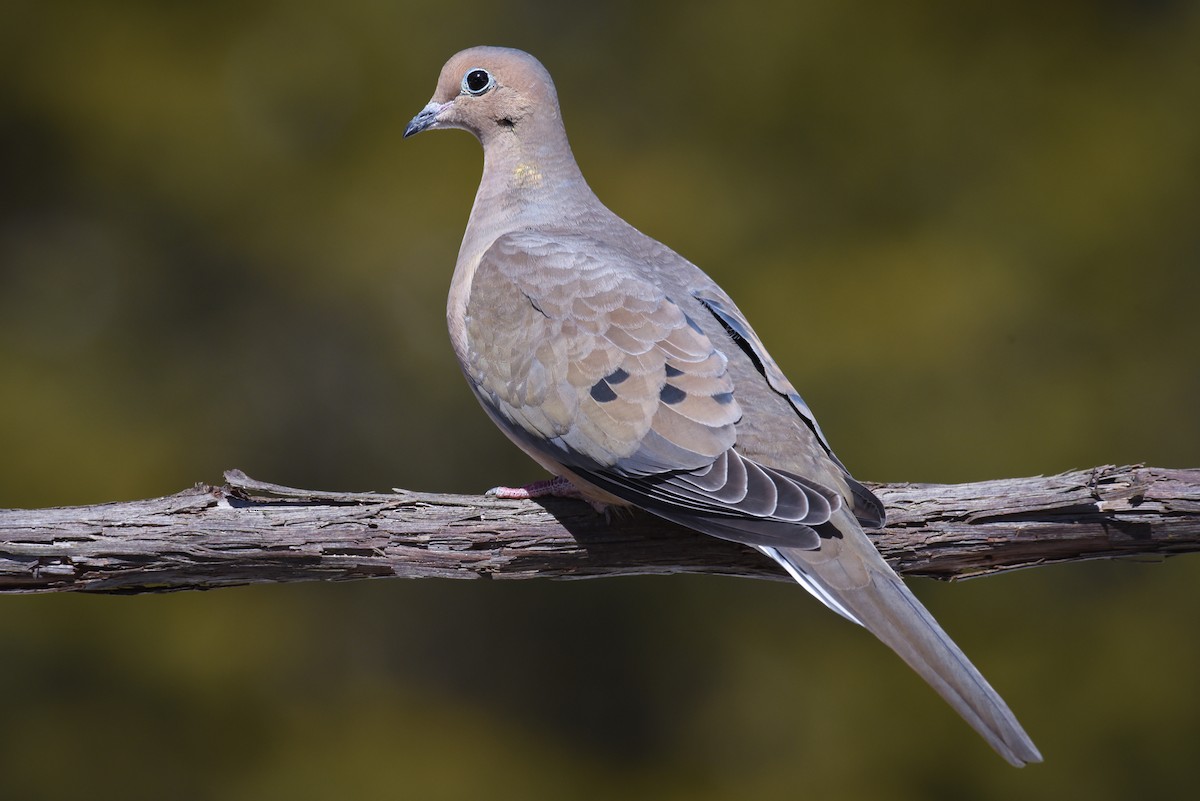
761;535;1042;767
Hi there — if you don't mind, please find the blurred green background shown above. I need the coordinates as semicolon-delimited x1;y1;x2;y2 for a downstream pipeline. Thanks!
2;1;1198;799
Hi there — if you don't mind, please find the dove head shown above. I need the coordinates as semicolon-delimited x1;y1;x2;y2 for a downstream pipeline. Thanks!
404;47;564;147
406;47;593;230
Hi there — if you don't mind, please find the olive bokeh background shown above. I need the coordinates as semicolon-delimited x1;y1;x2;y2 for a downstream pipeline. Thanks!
2;1;1198;799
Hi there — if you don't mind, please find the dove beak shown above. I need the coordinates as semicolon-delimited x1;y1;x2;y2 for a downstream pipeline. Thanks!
404;101;450;138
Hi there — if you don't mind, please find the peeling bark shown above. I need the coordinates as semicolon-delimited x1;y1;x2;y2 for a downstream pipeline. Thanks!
0;465;1196;594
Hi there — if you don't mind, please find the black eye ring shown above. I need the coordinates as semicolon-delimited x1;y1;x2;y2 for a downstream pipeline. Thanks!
462;68;494;96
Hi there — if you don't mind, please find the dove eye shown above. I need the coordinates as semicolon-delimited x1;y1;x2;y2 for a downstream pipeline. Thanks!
462;68;495;96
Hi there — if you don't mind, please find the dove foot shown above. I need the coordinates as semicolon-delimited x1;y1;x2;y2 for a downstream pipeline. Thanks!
487;476;582;500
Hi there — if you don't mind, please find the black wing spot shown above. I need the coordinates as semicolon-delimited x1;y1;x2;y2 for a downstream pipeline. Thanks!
605;367;631;385
660;384;687;405
713;391;734;405
683;313;705;335
664;364;684;378
590;380;618;403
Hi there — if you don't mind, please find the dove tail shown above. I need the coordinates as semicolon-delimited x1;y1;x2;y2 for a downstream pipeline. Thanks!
762;542;1043;767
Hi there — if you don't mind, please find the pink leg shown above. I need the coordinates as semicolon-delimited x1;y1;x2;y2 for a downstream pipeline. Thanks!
487;476;583;500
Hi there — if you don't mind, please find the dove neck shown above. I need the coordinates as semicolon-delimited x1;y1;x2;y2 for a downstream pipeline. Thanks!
472;122;597;226
461;137;603;274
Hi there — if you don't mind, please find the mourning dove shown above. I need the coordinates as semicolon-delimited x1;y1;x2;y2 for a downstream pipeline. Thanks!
405;46;1042;766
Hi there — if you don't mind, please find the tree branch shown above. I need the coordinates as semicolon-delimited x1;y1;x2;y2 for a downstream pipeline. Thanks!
1;464;1197;594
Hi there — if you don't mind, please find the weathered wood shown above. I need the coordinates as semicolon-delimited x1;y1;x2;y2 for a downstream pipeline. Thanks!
0;464;1196;594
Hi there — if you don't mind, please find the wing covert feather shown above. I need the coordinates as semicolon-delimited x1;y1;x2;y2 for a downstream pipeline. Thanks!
462;231;845;551
465;231;740;472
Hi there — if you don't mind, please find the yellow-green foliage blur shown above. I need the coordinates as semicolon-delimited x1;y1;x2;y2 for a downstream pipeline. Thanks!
2;1;1198;799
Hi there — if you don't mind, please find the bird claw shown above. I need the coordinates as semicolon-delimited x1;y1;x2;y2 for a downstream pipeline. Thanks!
486;476;583;500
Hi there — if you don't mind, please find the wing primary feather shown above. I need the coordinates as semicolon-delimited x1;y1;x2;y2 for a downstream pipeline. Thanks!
692;291;887;530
